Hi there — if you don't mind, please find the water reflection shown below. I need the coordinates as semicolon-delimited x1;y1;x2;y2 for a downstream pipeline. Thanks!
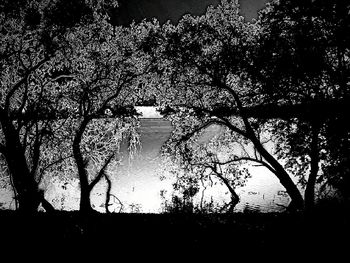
1;107;293;212
125;110;292;213
60;111;292;213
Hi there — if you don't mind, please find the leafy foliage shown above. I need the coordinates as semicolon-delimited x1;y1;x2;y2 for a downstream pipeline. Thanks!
0;0;99;211
141;0;305;210
143;0;350;211
253;0;350;200
0;0;137;212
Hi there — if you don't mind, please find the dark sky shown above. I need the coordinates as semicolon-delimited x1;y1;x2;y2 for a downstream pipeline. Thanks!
239;0;269;20
112;0;269;25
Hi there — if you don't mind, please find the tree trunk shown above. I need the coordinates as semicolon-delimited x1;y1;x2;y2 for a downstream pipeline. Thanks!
5;152;40;213
214;172;240;212
105;174;112;214
73;117;94;214
38;189;56;213
40;196;56;212
221;79;305;211
3;135;55;213
251;136;304;211
305;122;320;212
0;113;44;213
79;185;94;214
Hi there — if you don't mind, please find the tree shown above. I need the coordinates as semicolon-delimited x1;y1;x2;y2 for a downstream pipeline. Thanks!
0;0;80;213
0;0;119;213
250;0;350;210
62;19;155;213
142;0;304;211
143;0;350;212
160;116;251;213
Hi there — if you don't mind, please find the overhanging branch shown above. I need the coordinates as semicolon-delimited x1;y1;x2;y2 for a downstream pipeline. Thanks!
212;157;276;174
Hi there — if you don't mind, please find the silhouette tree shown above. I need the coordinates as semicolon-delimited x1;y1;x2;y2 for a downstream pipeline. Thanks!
160;123;250;213
143;0;350;212
62;19;154;214
142;0;304;211
0;0;120;213
0;0;84;213
250;0;350;210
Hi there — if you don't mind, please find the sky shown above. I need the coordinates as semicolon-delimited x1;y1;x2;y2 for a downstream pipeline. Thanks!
113;0;269;25
239;0;269;20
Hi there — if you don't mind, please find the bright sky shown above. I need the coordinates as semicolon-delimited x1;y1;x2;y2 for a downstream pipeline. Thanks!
136;106;163;118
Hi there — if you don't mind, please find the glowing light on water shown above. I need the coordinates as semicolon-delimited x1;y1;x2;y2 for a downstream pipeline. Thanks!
0;107;291;213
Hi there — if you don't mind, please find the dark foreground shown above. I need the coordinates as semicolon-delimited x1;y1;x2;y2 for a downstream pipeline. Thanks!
0;209;349;259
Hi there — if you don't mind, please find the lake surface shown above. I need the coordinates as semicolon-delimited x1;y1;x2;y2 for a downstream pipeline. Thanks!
88;108;291;213
0;107;290;213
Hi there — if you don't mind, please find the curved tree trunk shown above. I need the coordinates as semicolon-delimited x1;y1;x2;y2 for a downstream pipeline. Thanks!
0;112;53;213
104;174;112;214
211;166;240;213
251;137;304;211
73;117;115;215
241;104;304;210
73;117;94;215
218;80;305;211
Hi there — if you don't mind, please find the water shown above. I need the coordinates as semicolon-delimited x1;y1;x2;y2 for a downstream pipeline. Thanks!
0;107;291;212
90;108;291;213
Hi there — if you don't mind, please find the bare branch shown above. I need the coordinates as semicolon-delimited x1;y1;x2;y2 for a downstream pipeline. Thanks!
110;194;124;213
174;119;223;146
212;157;276;174
218;117;248;138
50;74;76;82
16;82;29;120
89;153;115;192
205;163;240;203
37;154;74;183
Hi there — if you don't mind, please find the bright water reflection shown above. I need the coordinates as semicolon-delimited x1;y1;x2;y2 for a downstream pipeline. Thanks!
0;107;292;212
107;109;292;213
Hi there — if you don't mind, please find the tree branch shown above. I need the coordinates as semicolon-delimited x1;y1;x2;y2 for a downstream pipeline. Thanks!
89;153;115;192
110;194;124;213
37;154;74;184
205;163;240;204
5;57;50;112
211;157;276;174
104;173;112;214
174;119;224;146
